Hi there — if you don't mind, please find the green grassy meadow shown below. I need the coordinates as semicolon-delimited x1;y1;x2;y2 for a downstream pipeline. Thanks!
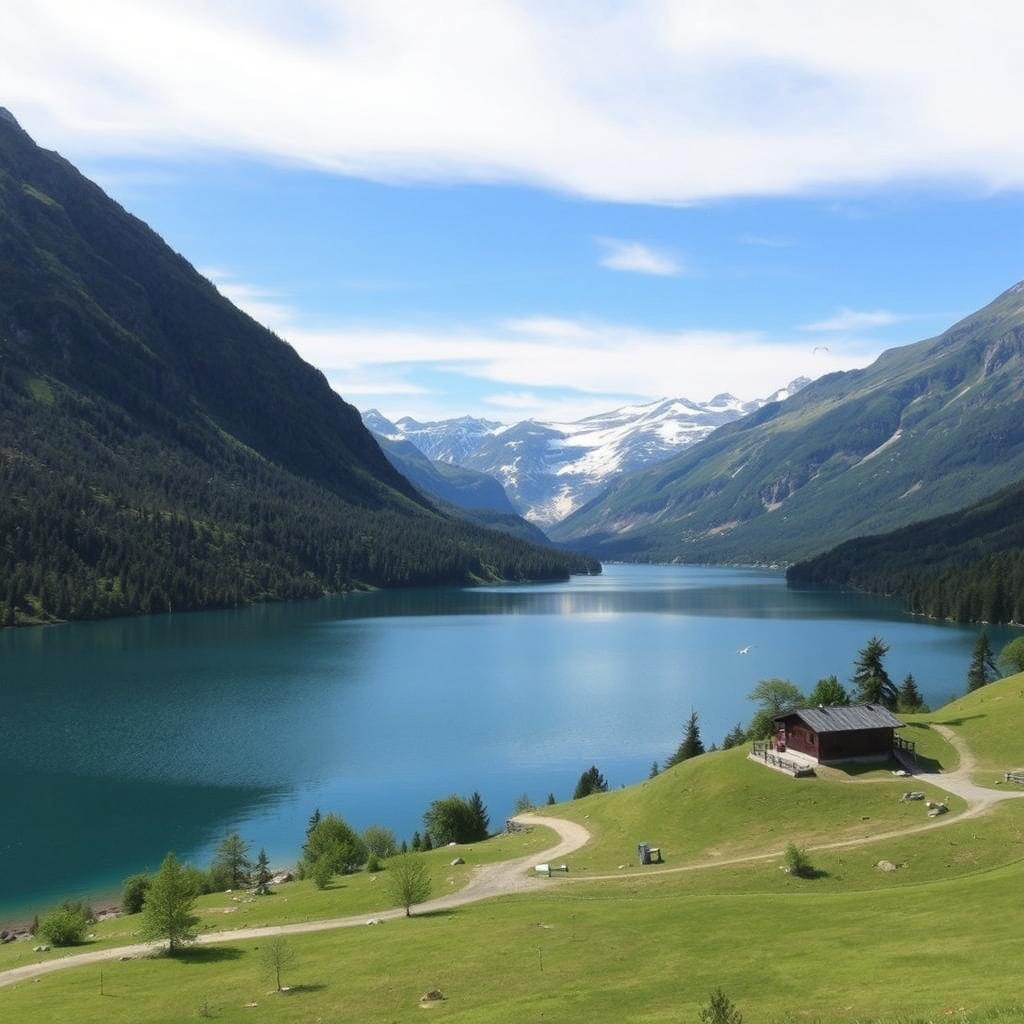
2;676;1022;1022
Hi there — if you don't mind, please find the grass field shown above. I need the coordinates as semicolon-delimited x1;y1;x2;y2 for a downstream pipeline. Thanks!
541;742;964;874
913;672;1024;782
2;676;1022;1022
0;826;556;973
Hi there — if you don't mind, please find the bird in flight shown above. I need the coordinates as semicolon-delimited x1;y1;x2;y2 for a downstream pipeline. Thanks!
737;645;754;655
812;345;830;354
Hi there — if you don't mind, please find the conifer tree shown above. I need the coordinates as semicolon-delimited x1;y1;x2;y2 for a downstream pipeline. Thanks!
649;761;660;778
722;723;747;749
666;710;705;768
967;628;999;691
411;831;422;852
572;765;609;799
467;791;490;840
141;853;199;954
546;792;556;805
210;832;251;890
422;831;433;851
253;849;272;895
897;673;925;712
306;808;321;836
851;636;898;709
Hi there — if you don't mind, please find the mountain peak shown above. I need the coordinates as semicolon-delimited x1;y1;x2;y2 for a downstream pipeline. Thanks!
0;107;20;128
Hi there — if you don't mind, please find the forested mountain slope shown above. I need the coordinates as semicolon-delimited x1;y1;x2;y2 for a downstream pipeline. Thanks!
787;479;1024;624
0;110;596;625
552;282;1024;564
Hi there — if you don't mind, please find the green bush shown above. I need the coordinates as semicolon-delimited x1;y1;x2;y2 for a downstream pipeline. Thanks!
121;872;152;914
362;825;398;859
38;904;89;947
310;856;334;890
784;843;814;879
366;852;382;873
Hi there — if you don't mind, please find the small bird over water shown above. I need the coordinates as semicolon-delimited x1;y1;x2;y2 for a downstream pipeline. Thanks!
737;645;753;655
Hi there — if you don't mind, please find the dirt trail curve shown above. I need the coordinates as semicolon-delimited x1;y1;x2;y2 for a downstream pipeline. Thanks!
3;736;1021;990
0;814;588;991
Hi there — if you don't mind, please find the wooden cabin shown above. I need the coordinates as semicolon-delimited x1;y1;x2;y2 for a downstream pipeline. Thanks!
772;704;905;763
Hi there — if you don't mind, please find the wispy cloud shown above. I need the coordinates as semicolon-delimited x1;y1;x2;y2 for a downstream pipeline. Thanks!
803;307;909;332
200;267;883;418
739;234;794;249
10;2;1024;204
596;237;684;277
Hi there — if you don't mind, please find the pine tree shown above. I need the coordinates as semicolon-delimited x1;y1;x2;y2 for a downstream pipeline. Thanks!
210;832;251;890
422;831;433;851
648;761;660;778
141;853;199;954
699;988;743;1024
546;792;556;805
666;710;705;767
411;831;422;852
572;765;609;799
851;636;898;709
253;848;272;895
467;791;490;840
897;673;925;712
967;628;999;691
722;723;747;749
306;808;321;836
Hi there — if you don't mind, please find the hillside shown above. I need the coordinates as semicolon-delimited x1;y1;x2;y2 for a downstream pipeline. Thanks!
551;282;1024;563
788;479;1024;623
4;678;1024;1021
0;111;596;625
366;379;808;525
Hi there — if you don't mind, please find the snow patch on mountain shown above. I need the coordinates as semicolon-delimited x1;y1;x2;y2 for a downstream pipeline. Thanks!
363;377;810;526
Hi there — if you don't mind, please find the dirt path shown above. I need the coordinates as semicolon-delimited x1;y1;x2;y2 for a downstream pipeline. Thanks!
0;814;589;990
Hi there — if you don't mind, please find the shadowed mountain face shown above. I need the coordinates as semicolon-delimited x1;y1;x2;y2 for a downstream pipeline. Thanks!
0;111;597;624
787;478;1024;624
550;282;1024;564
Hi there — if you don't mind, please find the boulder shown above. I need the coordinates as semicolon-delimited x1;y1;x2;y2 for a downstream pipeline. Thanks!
270;871;293;885
450;857;465;866
420;990;445;1003
876;860;898;873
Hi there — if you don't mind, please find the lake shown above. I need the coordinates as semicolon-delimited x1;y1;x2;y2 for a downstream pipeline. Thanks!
1;563;1017;923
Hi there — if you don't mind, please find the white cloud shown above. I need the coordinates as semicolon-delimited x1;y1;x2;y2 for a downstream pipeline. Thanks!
7;2;1024;204
201;266;885;417
803;307;909;332
597;237;683;276
739;234;793;248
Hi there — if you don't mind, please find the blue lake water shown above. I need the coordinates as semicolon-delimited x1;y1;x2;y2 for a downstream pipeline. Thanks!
1;563;1017;922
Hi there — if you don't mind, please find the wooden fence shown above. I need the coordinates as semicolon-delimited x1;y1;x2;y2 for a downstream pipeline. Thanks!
1005;770;1024;785
750;742;813;777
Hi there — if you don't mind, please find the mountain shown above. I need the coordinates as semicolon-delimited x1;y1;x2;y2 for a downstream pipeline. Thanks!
551;282;1024;563
368;432;552;544
371;434;517;515
366;379;809;526
787;479;1024;624
0;110;597;625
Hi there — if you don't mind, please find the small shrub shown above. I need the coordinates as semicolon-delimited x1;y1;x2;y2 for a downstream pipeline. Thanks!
121;872;152;914
784;843;814;878
363;825;398;859
699;987;743;1024
310;856;334;890
38;904;89;947
366;852;382;873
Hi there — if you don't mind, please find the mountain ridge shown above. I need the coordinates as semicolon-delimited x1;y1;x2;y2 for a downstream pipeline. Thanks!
364;377;809;525
0;112;597;625
549;281;1024;563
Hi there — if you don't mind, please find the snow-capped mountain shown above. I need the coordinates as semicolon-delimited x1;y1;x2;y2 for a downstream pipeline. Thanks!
363;377;809;526
364;411;503;466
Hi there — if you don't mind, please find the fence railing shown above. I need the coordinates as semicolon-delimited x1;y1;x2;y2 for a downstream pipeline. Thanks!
893;735;917;759
1005;770;1024;785
749;743;811;776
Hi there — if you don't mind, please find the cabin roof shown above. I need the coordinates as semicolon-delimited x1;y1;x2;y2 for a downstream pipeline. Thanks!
773;703;904;733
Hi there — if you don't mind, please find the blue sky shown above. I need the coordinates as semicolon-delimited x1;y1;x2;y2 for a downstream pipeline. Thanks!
8;2;1024;420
